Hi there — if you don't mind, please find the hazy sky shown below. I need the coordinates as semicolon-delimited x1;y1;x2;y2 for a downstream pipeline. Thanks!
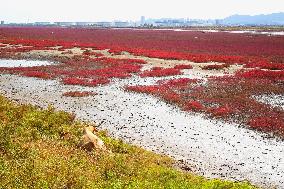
1;0;284;22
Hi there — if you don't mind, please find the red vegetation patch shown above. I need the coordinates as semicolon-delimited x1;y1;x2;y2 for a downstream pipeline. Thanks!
236;69;284;81
207;105;233;118
173;64;193;69
140;68;182;77
1;27;284;67
0;55;145;87
125;85;166;95
160;91;181;103
108;49;123;55
63;91;96;97
62;77;88;85
126;70;284;137
248;117;284;133
125;78;200;108
183;101;204;111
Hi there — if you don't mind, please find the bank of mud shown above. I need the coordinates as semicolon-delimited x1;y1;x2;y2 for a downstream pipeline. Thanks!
0;74;283;188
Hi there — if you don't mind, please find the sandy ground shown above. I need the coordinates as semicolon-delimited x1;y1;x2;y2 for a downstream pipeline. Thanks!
16;46;242;73
255;95;284;110
0;70;283;188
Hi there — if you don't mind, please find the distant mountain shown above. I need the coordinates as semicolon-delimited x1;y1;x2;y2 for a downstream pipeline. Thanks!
221;12;284;25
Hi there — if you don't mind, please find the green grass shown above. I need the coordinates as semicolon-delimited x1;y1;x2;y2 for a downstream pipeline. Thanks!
0;95;257;189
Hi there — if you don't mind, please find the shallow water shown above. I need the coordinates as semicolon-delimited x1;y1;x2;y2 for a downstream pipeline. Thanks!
112;28;284;36
227;30;284;36
0;59;54;67
0;73;283;188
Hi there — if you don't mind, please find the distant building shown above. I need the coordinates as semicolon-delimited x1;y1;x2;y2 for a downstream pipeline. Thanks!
34;22;52;26
215;19;221;26
141;16;145;26
114;21;129;27
154;19;186;27
75;22;97;26
93;22;113;27
0;21;4;25
54;22;76;26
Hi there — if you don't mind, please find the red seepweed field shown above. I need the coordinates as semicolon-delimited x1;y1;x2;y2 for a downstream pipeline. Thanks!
0;27;284;137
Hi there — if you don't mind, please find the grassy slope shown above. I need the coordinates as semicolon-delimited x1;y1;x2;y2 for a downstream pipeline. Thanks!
0;95;256;189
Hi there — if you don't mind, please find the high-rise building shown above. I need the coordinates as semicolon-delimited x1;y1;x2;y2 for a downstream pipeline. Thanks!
0;21;4;25
215;19;221;25
141;16;145;26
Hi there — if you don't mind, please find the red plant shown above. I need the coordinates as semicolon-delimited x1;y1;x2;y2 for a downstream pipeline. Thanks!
22;71;51;79
62;77;87;85
161;92;182;103
108;49;123;55
248;117;284;132
183;101;204;112
174;64;193;69
1;27;284;67
208;105;233;117
140;68;182;77
236;69;284;81
125;85;166;95
89;78;110;86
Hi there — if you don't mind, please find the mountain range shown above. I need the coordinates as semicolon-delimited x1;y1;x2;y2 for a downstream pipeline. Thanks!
221;12;284;25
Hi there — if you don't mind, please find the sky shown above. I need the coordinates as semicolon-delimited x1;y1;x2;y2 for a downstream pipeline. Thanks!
1;0;284;23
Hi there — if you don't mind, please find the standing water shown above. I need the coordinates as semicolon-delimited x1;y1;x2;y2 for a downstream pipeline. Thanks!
0;59;54;67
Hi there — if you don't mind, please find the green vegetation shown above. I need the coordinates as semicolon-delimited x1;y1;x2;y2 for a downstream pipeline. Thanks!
0;95;256;189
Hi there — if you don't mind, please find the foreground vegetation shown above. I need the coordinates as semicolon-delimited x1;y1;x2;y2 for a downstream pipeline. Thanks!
0;95;256;188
